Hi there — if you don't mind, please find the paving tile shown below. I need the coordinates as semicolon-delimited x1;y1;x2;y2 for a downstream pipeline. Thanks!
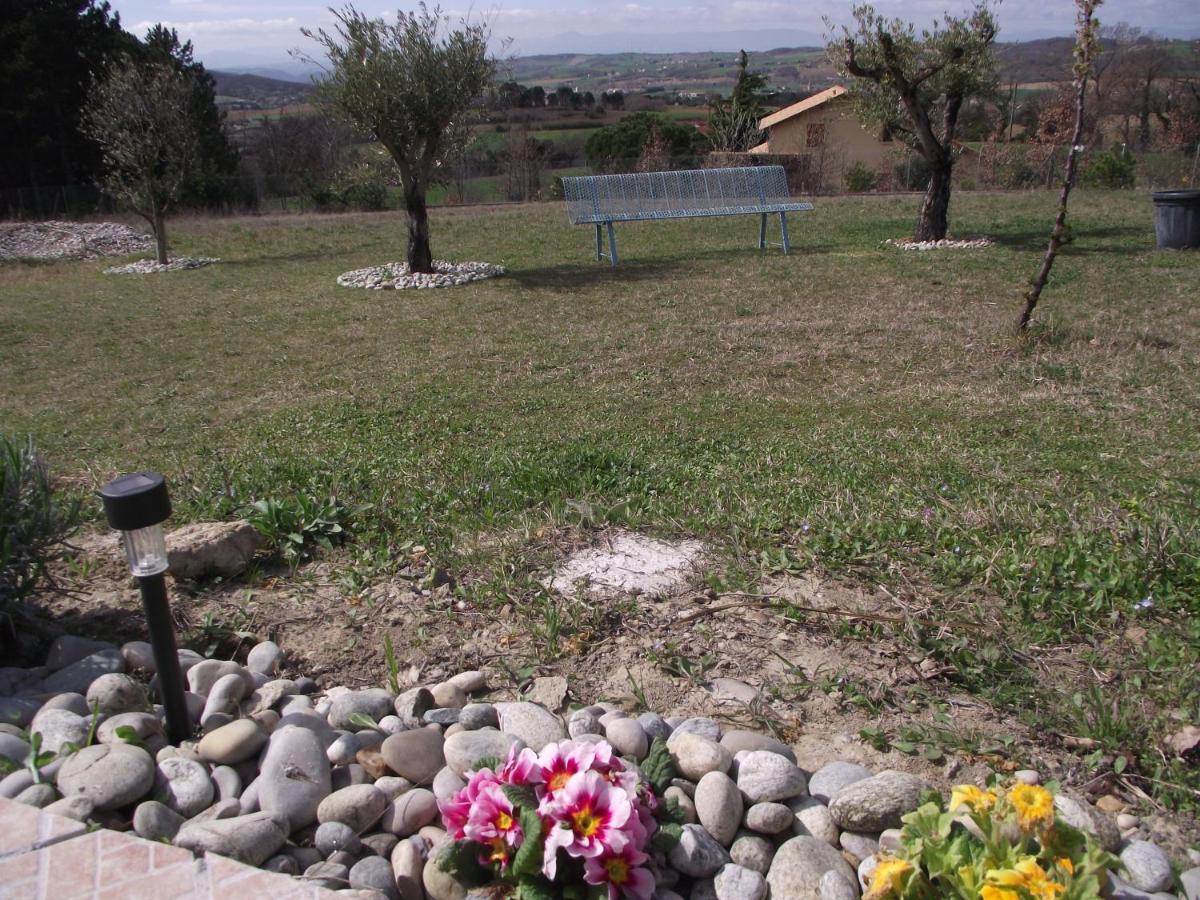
0;796;88;856
205;853;328;899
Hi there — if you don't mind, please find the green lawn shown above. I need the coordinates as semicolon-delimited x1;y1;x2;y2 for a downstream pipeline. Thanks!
2;191;1198;807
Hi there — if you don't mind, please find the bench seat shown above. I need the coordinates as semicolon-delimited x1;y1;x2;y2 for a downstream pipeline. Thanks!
561;165;813;265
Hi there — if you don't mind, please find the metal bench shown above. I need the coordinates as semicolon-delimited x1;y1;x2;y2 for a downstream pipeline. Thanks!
561;165;814;265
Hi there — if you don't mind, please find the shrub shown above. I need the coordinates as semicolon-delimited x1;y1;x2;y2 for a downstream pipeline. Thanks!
864;780;1115;900
245;493;367;564
894;155;933;191
1;435;78;622
1082;145;1136;189
845;161;878;193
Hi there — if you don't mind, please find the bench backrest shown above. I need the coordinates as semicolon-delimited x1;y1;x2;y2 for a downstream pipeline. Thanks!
562;165;792;223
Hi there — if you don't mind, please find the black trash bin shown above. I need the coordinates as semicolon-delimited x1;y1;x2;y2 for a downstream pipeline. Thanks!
1152;190;1200;250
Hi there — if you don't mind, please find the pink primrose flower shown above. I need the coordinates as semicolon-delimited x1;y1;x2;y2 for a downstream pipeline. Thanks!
500;744;544;787
463;781;524;866
541;770;633;879
583;842;656;900
438;767;500;839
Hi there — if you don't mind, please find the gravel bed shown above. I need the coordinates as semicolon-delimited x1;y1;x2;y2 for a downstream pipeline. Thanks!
882;237;995;251
0;221;153;261
103;257;220;275
337;260;506;290
0;634;1191;900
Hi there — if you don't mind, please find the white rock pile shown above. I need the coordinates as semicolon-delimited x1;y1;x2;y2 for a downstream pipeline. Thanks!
336;260;506;290
882;237;995;251
104;257;220;275
0;221;154;261
0;635;1193;900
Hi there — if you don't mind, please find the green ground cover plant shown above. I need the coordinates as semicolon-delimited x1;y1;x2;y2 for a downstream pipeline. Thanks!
1;190;1197;808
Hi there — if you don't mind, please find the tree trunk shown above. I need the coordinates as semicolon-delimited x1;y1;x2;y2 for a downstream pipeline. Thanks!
914;160;952;242
403;179;433;274
152;209;169;264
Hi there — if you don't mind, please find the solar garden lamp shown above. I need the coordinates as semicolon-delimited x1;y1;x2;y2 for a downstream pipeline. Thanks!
99;472;190;744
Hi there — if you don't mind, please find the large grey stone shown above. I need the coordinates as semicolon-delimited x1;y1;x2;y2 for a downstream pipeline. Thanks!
381;729;444;784
42;649;124;695
737;751;808;803
315;820;362;856
0;697;41;729
45;636;117;672
443;730;523;777
330;689;395;731
29;708;90;756
154;757;214;818
200;673;249;727
668;823;731;878
197;719;266;764
731;833;775;874
819;870;860;900
258;725;331;832
174;810;288;866
133;799;186;841
1054;793;1121;852
381;788;438;837
277;708;336;748
392;837;425;900
671;732;733;781
246;641;284;676
605;717;649;760
121;641;156;673
393;688;434;727
1119;841;1174;893
828;770;931;832
720;730;797;762
97;712;162;745
744;801;794;835
696;771;743;847
494;702;567;751
318;784;387;834
56;742;155;811
350;856;400;899
187;659;254;697
790;796;838;845
808;762;874;805
0;733;31;764
715;863;768;900
166;520;263;580
767;835;860;900
86;673;148;715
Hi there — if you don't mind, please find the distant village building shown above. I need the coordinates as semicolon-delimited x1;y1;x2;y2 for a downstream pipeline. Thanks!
750;85;894;187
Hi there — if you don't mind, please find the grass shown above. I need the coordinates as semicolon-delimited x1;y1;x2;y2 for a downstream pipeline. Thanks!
2;189;1198;807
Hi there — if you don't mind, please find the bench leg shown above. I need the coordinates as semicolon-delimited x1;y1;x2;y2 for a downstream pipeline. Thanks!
759;213;768;250
606;222;618;266
595;223;603;261
779;212;791;255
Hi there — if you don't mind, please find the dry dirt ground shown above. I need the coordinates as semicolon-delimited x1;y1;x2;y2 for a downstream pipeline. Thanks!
15;527;1197;859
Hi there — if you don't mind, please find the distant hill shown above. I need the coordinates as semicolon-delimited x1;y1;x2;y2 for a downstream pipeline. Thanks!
212;71;313;109
995;37;1076;83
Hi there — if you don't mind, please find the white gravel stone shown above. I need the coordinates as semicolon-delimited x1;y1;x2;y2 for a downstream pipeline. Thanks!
104;257;219;274
882;237;994;251
0;221;153;260
715;863;767;900
1119;840;1174;893
336;260;505;290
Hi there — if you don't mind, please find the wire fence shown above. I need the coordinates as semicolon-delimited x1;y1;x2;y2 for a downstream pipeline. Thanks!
2;144;1196;220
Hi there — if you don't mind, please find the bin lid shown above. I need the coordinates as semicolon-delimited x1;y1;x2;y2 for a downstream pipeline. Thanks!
1151;190;1200;202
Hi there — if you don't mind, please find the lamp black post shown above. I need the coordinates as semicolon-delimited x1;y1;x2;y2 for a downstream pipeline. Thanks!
99;472;191;745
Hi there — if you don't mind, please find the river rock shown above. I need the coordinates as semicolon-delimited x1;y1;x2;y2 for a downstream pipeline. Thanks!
819;870;860;900
715;863;768;900
731;833;776;874
767;835;860;900
1119;841;1174;893
175;810;287;866
720;730;797;762
393;688;434;727
121;641;156;673
495;702;567;751
330;689;395;731
85;673;148;715
29;708;89;755
351;856;400;899
696;772;743;847
187;660;254;697
56;742;155;811
43;794;94;822
45;636;116;672
381;728;445;784
258;725;331;832
197;719;266;764
392;838;425;900
443;730;522;777
671;732;733;780
40;693;90;716
430;682;468;710
568;708;602;739
318;784;387;833
315;820;362;856
745;801;794;834
246;641;284;675
278;708;336;747
433;766;467;802
0;697;41;729
605;718;649;759
668;824;731;878
42;649;124;694
14;783;57;808
737;751;808;803
155;757;215;817
133;799;185;841
828;770;930;832
166;519;262;580
790;796;839;846
424;852;469;900
447;670;486;693
808;762;874;805
97;712;162;745
1054;793;1121;852
0;733;30;763
200;673;249;726
382;788;438;836
457;704;497;731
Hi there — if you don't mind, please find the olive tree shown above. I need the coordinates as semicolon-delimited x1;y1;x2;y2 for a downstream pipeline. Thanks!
828;4;998;241
301;5;495;273
82;57;199;264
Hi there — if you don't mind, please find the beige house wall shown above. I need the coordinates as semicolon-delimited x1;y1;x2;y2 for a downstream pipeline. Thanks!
764;97;895;184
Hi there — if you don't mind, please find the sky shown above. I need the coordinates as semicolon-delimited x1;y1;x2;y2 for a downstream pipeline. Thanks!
111;0;1200;70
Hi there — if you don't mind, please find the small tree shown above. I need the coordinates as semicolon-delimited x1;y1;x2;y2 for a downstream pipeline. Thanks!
708;50;768;152
828;4;998;241
82;57;199;264
301;5;494;273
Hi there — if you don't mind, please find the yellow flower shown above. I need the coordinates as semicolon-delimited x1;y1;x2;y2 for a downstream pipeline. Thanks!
1056;857;1075;876
864;857;913;900
986;858;1066;900
980;888;1020;900
1008;783;1056;833
950;784;998;813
